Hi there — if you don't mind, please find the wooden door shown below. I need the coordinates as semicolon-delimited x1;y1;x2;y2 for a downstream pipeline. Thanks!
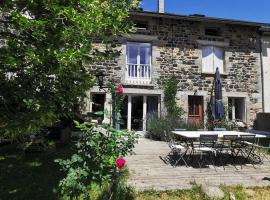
188;96;204;126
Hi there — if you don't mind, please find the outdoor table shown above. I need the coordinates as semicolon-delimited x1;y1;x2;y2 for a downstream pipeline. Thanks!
171;131;266;139
171;130;267;166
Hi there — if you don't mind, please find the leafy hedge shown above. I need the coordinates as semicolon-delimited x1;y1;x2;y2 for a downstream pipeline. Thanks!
146;114;204;141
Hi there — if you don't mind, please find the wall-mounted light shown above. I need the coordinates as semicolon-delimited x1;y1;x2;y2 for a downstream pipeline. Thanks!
95;71;105;89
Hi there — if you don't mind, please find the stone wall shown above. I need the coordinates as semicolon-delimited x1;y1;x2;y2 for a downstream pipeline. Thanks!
86;14;263;126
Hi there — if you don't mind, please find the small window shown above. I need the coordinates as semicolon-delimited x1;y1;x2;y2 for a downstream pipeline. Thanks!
205;27;221;37
91;93;105;120
134;21;148;30
202;46;224;73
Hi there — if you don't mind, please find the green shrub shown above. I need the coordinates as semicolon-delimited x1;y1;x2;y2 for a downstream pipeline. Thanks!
55;122;138;199
146;114;186;141
146;114;206;141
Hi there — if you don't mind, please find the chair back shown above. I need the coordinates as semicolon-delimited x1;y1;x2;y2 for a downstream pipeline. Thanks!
239;134;256;144
222;135;238;148
199;134;218;148
164;131;174;148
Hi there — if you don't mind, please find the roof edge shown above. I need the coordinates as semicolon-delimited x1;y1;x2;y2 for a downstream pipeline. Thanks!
129;10;270;27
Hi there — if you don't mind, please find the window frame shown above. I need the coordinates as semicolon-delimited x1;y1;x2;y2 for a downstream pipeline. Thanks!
201;45;225;74
126;42;152;66
90;93;106;120
205;27;222;37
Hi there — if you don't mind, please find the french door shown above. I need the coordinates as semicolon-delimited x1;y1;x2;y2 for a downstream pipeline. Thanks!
120;95;160;131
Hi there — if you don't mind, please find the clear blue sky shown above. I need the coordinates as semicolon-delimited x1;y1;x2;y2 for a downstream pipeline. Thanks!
140;0;270;23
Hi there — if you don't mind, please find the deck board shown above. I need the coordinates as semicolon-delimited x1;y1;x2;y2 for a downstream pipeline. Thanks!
126;138;270;191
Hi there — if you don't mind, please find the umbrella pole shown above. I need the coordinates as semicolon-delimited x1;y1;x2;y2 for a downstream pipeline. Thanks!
207;76;215;130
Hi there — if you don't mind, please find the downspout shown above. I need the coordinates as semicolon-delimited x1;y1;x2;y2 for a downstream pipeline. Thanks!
259;34;265;113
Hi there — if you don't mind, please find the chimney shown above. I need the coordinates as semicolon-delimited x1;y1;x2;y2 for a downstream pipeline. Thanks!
158;0;164;13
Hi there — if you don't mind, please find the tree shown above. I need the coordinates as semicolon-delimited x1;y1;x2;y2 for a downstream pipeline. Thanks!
0;0;139;140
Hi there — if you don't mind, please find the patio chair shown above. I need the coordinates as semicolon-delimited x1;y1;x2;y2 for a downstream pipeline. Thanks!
250;144;270;163
216;135;239;170
236;135;260;167
193;134;218;171
164;131;189;167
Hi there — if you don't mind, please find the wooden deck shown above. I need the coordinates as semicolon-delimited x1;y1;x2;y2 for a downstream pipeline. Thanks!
126;138;270;191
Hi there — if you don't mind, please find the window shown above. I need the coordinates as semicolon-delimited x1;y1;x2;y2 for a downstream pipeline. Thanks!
188;96;204;125
188;96;203;116
228;97;246;122
134;21;148;30
91;93;105;120
126;42;151;79
202;46;224;73
205;27;221;37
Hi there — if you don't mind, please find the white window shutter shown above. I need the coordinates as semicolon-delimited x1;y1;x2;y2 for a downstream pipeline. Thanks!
202;46;214;73
214;47;224;73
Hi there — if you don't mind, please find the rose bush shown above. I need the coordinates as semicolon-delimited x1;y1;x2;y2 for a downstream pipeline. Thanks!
56;122;137;199
116;157;126;169
116;84;124;95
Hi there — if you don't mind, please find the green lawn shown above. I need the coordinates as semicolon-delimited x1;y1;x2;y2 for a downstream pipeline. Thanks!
0;144;75;200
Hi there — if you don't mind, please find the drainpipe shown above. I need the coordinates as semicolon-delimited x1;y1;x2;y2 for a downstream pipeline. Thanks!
259;35;265;113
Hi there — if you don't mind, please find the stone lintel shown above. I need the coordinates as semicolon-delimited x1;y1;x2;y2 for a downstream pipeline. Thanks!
197;39;230;47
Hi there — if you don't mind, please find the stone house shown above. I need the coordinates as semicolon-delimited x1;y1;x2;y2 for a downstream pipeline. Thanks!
84;0;270;133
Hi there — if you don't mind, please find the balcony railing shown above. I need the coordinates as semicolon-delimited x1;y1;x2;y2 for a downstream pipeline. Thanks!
125;64;151;85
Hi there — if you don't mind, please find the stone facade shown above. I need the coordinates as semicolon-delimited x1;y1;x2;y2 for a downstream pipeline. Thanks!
86;11;266;128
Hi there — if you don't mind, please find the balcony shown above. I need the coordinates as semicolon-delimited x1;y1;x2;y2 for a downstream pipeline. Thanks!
125;64;151;85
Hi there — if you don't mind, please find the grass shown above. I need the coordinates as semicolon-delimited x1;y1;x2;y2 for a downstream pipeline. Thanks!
0;143;75;200
221;185;270;200
135;184;209;200
135;185;270;200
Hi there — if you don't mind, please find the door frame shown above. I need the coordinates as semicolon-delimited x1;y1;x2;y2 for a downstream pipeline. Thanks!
127;94;161;132
188;95;204;125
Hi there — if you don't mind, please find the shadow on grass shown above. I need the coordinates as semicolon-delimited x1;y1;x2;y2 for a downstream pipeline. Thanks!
0;144;75;200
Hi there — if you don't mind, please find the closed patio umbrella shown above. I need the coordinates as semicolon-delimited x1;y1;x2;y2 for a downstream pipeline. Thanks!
214;68;225;119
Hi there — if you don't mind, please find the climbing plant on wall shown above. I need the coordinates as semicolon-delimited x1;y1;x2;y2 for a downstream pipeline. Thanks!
164;77;184;117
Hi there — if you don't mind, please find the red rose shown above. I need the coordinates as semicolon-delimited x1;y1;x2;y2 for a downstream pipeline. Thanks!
116;84;124;95
115;157;125;169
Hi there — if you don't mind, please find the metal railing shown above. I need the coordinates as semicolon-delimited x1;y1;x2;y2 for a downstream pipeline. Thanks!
125;64;151;85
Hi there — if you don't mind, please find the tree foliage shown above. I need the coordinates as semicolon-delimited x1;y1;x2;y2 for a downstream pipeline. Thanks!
0;0;139;140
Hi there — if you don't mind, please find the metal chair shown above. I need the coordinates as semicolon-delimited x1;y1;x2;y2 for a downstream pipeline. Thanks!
164;131;189;167
193;134;218;171
236;135;260;167
216;135;239;170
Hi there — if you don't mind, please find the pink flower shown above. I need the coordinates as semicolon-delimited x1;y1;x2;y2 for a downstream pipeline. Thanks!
115;157;125;169
116;84;124;95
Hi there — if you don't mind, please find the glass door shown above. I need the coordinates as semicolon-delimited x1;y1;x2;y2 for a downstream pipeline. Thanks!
131;96;144;131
